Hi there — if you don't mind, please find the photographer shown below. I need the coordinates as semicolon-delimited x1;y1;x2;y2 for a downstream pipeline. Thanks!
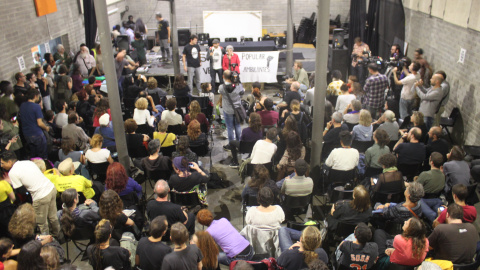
390;44;402;61
222;45;240;78
351;37;370;86
393;61;421;120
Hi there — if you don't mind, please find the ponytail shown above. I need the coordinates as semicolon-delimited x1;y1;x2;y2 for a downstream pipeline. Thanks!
60;189;78;237
301;226;322;265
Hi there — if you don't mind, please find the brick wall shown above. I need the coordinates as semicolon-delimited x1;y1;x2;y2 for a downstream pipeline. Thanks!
0;0;126;81
404;9;480;145
124;0;351;35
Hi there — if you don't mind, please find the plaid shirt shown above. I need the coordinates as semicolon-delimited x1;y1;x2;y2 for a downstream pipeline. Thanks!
364;73;388;108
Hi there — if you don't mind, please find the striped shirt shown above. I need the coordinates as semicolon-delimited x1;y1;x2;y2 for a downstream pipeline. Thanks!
281;175;314;196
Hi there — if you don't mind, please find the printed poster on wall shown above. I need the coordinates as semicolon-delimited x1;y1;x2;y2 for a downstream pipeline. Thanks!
199;51;279;83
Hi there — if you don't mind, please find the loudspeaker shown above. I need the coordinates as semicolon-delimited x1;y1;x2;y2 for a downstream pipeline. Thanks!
178;29;191;46
332;28;344;49
328;44;349;81
116;35;129;52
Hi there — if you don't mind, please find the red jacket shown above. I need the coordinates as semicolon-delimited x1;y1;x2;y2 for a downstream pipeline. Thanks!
222;53;240;73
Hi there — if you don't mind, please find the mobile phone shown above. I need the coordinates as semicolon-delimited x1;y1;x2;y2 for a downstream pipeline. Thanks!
438;206;445;212
79;150;84;155
188;163;194;168
112;152;118;158
372;178;378;185
11;116;17;122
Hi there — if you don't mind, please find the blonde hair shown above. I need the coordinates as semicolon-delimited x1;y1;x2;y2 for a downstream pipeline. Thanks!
33;159;46;172
147;77;158;89
135;97;148;110
358;109;372;127
90;134;104;148
383;110;396;122
189;100;201;121
301;226;322;265
290;99;301;112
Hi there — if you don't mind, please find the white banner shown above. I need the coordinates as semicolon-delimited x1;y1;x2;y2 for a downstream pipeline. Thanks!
199;51;279;83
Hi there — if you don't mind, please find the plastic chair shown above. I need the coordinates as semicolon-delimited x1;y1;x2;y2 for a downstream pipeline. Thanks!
440;107;460;143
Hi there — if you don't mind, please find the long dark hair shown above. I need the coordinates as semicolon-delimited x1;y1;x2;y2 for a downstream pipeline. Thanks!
173;74;187;89
135;18;146;34
286;131;303;161
248;165;270;188
249;112;262;133
282;115;298;139
60;189;78;237
17;240;45;270
402;217;427;260
94;98;109;118
93;219;112;270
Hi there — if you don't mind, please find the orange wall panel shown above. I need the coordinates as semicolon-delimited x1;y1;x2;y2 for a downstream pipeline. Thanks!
34;0;58;17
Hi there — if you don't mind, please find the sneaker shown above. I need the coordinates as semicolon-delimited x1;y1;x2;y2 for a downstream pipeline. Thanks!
223;144;231;151
165;59;172;64
229;162;239;168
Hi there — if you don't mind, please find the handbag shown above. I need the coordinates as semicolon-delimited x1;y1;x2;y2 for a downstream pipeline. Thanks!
223;85;246;124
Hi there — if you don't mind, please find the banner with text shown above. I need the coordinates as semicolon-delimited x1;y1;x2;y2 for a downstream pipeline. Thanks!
199;51;279;83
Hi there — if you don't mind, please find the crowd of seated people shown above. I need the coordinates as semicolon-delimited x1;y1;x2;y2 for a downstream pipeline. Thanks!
0;41;478;270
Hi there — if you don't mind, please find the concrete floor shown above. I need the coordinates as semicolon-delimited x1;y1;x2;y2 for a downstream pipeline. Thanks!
64;85;480;269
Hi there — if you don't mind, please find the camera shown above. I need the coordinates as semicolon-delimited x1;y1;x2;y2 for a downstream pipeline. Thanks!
387;57;408;68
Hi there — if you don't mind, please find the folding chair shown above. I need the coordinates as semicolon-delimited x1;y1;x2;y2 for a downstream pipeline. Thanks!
440;107;460;143
64;225;95;263
242;194;259;227
282;194;311;222
87;161;110;183
351;140;375;153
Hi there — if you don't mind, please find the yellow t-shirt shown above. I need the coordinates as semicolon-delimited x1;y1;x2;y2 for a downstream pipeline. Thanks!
153;132;176;147
50;174;95;199
0;180;13;203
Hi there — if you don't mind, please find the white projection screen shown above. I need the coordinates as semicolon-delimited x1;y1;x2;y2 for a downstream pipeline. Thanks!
203;11;262;42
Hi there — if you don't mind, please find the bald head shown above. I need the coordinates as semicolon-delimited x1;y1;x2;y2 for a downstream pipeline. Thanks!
290;81;300;91
154;180;170;198
430;73;443;87
409;127;422;141
429;126;442;140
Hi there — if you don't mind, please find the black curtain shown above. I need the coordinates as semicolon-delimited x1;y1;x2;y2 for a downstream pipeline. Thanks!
348;0;367;53
365;0;405;58
83;0;97;49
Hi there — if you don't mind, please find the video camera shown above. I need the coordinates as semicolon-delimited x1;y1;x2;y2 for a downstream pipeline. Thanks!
386;57;408;68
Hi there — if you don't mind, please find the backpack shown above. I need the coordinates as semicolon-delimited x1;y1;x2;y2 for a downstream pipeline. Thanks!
120;232;137;267
229;257;283;270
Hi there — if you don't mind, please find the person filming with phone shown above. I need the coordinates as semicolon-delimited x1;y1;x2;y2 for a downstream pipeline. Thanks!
168;156;209;192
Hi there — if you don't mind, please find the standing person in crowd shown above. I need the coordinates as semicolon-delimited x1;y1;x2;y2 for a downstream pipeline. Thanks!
200;82;215;103
54;44;72;67
434;70;449;126
219;70;244;147
13;72;29;103
227;112;263;167
156;13;171;63
115;49;137;100
87;219;132;270
1;151;60;238
363;63;388;119
91;43;104;76
131;33;147;66
54;100;68;128
207;39;224;92
136;216;172;270
414;74;444;130
31;66;51;111
413;48;433;86
352;109;373;142
43;64;55;110
161;223;203;270
19;89;49;158
197;209;254;265
54;64;72;103
75;44;96;78
0;81;19;119
350;37;370;86
222;45;240;75
70;63;84;94
183;35;202;94
393;62;421;119
134;18;148;35
190;231;220;270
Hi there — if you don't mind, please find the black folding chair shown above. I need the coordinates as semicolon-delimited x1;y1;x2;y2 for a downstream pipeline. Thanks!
87;161;110;183
167;124;186;136
282;194;311;222
169;188;203;209
174;96;190;109
160;145;176;157
351;140;375;153
239;140;257;156
64;225;95;263
143;167;171;199
397;163;422;182
440;107;460;143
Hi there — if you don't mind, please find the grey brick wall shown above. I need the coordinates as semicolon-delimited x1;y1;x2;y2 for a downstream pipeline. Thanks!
404;9;480;145
0;0;126;81
124;0;351;35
